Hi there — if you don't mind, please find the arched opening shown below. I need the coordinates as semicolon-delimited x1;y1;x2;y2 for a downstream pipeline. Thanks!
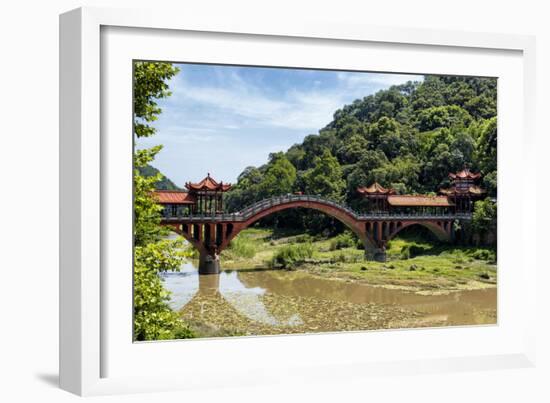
385;223;450;260
251;207;347;239
387;222;450;244
226;200;377;252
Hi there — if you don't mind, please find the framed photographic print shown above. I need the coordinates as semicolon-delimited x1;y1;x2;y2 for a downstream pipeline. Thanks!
60;7;537;396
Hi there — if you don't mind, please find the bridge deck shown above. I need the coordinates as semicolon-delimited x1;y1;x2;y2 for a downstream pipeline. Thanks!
160;194;472;222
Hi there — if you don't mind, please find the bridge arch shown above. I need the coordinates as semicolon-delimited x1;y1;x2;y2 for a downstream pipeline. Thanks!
385;220;452;243
220;199;377;252
166;224;209;256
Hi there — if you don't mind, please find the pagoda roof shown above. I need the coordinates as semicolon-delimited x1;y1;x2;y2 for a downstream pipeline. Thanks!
153;190;196;204
357;182;395;195
185;173;232;192
387;195;454;207
449;168;481;180
439;185;486;196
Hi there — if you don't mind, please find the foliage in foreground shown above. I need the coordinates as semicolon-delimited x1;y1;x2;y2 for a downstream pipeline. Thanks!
133;61;195;341
133;240;194;340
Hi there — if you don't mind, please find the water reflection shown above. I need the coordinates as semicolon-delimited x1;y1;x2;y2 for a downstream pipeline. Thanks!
237;270;496;325
161;259;496;334
161;263;302;327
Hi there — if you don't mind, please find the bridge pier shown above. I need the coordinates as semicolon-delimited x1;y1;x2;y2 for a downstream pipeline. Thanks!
198;253;220;275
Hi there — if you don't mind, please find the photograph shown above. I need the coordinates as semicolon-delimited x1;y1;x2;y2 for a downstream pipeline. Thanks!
133;61;497;341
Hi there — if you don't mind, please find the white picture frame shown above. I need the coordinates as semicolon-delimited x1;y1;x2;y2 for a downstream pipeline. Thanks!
59;6;537;396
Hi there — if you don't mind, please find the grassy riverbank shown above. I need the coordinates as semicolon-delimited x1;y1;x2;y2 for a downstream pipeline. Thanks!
216;227;497;294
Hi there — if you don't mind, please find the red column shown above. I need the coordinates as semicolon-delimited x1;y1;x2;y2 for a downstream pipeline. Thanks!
209;223;216;248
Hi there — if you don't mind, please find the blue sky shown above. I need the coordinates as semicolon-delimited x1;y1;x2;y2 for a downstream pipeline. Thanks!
136;63;423;186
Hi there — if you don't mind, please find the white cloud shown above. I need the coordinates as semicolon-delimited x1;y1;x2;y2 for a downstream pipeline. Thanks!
170;78;334;131
168;69;422;133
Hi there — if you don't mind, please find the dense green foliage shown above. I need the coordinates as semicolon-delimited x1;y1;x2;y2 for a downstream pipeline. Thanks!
329;231;359;251
134;62;180;138
133;240;194;340
225;76;497;240
133;62;195;341
226;236;258;259
471;198;497;243
271;243;314;269
138;163;180;190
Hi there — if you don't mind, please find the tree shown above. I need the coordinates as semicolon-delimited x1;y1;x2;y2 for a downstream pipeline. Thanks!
415;105;473;131
225;166;265;211
134;62;180;138
134;146;165;246
368;116;399;148
259;153;297;197
410;76;446;110
471;199;497;243
476;117;497;173
336;134;369;165
370;155;421;194
303;149;345;201
133;62;194;341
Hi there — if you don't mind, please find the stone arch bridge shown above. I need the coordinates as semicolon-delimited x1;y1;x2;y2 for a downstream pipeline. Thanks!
161;194;470;274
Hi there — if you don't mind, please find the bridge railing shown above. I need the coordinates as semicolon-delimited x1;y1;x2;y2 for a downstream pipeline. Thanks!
236;194;361;219
161;194;473;222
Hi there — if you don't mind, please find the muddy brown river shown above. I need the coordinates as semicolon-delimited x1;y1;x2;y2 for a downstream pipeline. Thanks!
161;260;497;338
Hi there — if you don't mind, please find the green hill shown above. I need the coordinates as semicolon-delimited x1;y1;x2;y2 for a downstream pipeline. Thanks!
138;164;180;190
226;75;497;212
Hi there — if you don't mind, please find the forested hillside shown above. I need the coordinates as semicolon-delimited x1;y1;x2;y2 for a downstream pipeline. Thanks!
138;164;180;190
226;75;497;215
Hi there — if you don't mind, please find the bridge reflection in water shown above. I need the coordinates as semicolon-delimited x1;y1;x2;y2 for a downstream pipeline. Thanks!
160;261;497;336
161;262;301;328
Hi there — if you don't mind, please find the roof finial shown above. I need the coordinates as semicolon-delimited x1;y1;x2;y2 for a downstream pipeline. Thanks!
207;172;210;177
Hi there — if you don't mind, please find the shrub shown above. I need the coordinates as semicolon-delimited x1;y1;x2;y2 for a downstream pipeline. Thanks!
172;323;196;339
227;236;257;258
469;248;496;263
271;243;314;269
329;231;356;251
400;243;431;259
